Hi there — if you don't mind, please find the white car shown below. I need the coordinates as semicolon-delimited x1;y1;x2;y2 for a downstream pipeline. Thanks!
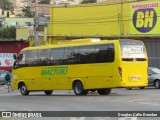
148;67;160;89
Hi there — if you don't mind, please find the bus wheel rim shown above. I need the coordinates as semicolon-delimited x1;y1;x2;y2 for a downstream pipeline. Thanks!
75;84;82;94
21;86;26;94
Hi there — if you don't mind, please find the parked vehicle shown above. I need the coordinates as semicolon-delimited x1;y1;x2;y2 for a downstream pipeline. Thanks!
126;67;160;89
0;70;9;85
148;67;160;89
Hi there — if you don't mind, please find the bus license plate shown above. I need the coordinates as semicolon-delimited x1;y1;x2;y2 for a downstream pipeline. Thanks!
131;76;138;80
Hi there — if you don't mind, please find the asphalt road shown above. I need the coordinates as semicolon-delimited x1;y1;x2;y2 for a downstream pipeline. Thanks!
0;85;160;120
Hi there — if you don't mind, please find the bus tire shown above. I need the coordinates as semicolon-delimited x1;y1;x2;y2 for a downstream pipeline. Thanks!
73;81;88;95
139;87;145;89
20;83;29;96
97;88;111;95
44;90;53;95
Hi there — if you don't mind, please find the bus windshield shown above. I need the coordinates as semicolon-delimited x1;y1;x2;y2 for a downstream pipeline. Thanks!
120;40;146;61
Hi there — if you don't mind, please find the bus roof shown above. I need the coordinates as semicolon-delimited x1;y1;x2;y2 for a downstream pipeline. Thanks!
21;39;140;52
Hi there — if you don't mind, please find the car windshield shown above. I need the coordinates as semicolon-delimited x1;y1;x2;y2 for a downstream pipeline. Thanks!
149;68;160;74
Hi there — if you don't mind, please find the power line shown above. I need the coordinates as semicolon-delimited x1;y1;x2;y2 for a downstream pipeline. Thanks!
46;13;160;24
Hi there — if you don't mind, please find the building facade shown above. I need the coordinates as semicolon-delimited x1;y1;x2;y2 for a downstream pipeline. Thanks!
3;17;33;27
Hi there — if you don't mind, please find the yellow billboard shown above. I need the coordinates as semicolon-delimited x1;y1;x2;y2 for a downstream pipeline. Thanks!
49;3;120;37
130;1;160;34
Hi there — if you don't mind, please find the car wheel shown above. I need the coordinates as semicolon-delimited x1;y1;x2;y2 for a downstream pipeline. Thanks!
155;80;160;89
44;90;53;95
73;81;88;95
20;83;29;96
97;88;111;95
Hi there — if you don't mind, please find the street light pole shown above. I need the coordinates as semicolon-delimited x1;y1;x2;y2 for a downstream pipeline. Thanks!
34;0;39;46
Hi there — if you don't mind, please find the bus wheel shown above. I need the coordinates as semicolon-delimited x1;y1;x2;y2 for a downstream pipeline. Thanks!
20;83;29;96
44;90;53;95
73;81;88;95
97;88;111;95
139;87;145;89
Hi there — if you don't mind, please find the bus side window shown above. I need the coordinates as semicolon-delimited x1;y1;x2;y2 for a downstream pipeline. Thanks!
37;49;51;66
63;47;79;64
51;48;64;65
98;44;114;62
26;50;38;66
78;45;95;64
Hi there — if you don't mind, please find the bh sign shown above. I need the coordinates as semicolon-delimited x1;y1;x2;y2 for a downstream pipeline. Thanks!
133;8;157;33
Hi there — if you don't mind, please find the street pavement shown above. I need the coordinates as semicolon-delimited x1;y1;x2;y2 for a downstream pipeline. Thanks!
0;85;6;89
0;85;19;96
0;85;160;120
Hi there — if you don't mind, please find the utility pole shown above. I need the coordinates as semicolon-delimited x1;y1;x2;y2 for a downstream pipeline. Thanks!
34;0;39;46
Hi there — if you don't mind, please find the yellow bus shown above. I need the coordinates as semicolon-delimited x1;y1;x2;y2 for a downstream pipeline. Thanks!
12;38;148;95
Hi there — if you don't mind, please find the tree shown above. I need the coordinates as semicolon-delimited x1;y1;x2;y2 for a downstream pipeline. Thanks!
0;26;16;39
0;0;12;10
0;0;13;14
81;0;97;4
22;7;34;18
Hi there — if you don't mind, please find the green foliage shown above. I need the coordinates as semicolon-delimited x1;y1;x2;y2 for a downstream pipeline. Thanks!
81;0;97;4
0;0;12;10
22;7;34;18
0;26;16;39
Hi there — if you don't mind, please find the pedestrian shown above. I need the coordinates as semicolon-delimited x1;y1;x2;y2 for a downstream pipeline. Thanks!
5;70;12;92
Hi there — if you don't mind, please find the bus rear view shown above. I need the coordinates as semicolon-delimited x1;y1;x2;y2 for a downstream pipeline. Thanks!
119;39;148;88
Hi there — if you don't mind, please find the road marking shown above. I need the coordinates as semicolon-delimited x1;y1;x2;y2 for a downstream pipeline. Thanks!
139;102;160;106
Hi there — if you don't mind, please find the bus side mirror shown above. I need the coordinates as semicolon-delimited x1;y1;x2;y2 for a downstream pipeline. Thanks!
13;54;17;60
13;60;17;69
